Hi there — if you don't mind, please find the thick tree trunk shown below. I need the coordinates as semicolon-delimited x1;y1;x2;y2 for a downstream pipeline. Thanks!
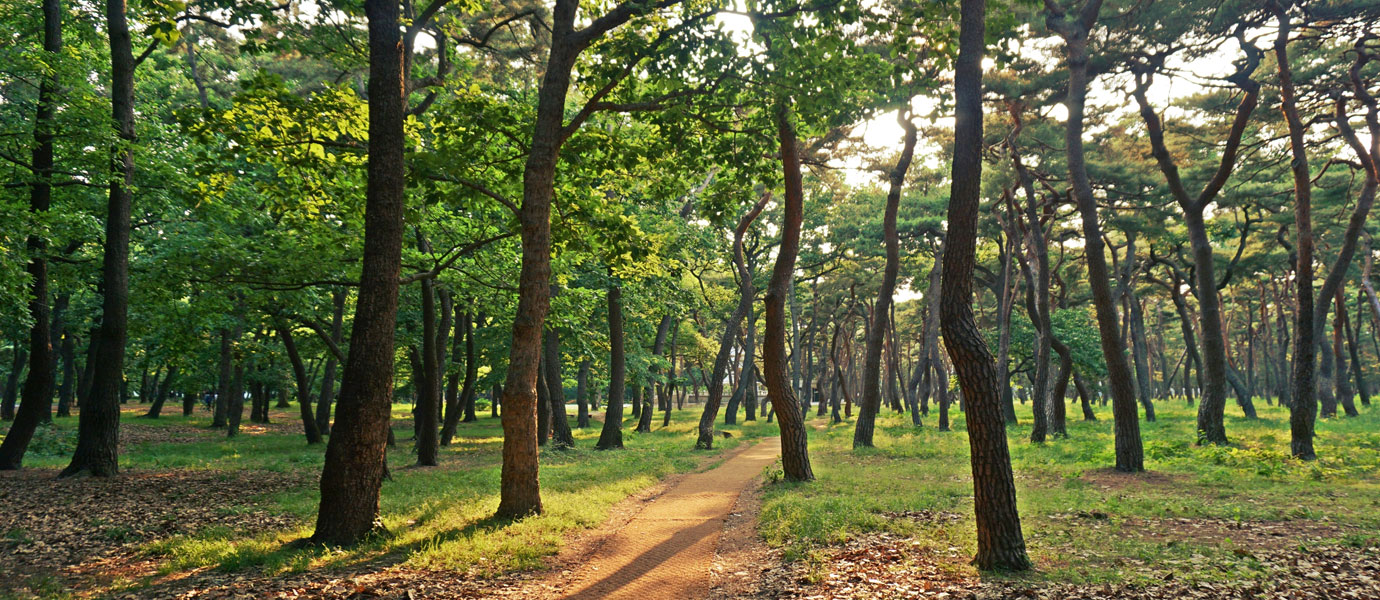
764;104;813;482
1051;1;1143;472
855;115;917;447
943;0;1029;571
311;0;406;544
62;0;136;478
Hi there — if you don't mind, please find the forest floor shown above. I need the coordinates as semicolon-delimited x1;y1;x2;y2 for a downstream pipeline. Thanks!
0;404;780;599
757;399;1380;599
2;398;1379;599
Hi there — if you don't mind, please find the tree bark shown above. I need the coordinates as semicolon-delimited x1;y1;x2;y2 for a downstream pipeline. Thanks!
0;0;62;469
317;289;346;435
61;0;137;478
764;104;813;482
696;192;769;448
276;322;323;445
943;0;1030;571
311;0;407;544
545;327;573;447
1273;6;1318;460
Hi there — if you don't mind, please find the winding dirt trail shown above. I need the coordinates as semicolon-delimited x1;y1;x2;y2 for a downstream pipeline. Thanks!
558;437;780;600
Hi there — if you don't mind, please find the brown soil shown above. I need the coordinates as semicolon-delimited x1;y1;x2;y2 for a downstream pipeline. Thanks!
554;437;781;599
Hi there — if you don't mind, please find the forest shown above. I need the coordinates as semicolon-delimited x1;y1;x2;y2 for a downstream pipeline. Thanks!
2;0;1380;598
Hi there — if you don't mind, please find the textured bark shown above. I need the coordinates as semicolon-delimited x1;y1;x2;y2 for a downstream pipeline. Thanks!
764;104;813;482
1049;0;1143;472
696;193;769;449
597;284;626;450
941;0;1029;571
62;0;134;479
1272;7;1317;460
310;0;406;544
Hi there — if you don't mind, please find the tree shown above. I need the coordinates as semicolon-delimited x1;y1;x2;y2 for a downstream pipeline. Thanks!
61;0;138;478
309;0;407;545
1045;0;1143;472
0;0;61;470
941;0;1031;571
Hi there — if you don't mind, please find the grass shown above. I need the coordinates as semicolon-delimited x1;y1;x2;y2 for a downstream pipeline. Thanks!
3;402;779;583
759;397;1380;586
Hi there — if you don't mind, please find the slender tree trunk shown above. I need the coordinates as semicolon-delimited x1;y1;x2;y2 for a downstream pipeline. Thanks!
317;290;345;435
576;358;591;428
855;114;917;447
143;367;176;419
311;0;407;543
442;310;476;445
546;327;573;447
597;284;626;450
276;322;323;445
1335;289;1358;416
764;103;813;482
696;193;769;449
226;362;246;437
415;274;441;466
1049;0;1143;472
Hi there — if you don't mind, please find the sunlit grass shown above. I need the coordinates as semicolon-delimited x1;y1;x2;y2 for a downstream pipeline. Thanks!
92;404;782;579
761;396;1380;585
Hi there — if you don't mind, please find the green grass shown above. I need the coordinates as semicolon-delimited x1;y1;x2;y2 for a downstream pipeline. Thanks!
3;402;779;583
760;398;1380;585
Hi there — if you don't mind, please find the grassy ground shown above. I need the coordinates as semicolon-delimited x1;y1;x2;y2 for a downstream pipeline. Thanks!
1;401;778;597
759;397;1380;587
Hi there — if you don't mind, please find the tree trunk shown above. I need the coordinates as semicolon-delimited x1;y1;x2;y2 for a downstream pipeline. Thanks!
212;329;231;428
942;0;1030;570
226;362;245;438
61;0;136;478
442;310;476;445
696;192;769;448
276;322;323;445
597;284;627;450
1050;1;1143;472
317;289;346;435
143;367;176;419
1335;289;1358;417
1273;7;1318;460
576;358;591;428
311;0;407;544
764;103;813;482
415;274;441;466
545;327;573;447
855;114;917;447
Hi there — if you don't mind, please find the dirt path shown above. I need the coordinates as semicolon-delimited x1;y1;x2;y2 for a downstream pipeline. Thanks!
557;437;780;600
